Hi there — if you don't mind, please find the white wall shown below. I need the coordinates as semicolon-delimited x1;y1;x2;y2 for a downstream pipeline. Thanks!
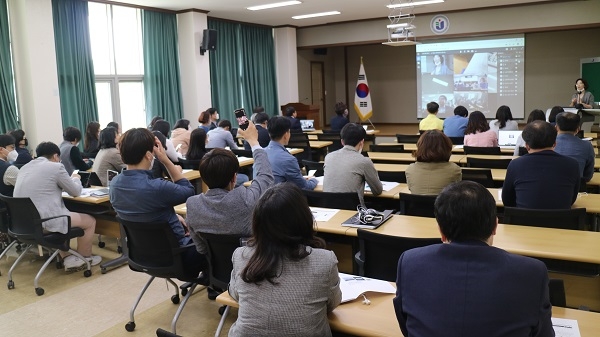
274;27;299;114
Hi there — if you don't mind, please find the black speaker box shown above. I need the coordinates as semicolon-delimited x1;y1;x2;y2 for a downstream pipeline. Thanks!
314;48;327;55
200;29;217;55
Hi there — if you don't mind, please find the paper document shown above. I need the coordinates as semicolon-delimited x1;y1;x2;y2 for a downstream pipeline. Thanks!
314;176;325;185
310;207;339;222
551;318;581;337
182;169;192;174
62;188;94;198
365;181;399;192
339;273;396;303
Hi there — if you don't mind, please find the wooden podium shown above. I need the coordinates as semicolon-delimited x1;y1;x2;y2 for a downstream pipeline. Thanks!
281;103;321;130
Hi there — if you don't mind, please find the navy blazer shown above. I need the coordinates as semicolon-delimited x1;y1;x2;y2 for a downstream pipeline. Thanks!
394;240;554;337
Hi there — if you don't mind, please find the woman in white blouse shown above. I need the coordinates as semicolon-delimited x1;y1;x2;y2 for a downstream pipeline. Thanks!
489;105;518;135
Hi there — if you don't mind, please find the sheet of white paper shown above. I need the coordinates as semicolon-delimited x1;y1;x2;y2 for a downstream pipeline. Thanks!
315;176;325;186
552;318;581;337
62;189;93;198
365;181;399;192
338;273;396;303
498;188;502;201
310;207;339;222
308;169;317;177
182;169;192;174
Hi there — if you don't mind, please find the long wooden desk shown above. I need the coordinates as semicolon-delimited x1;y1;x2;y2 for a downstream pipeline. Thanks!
216;288;600;337
488;188;600;214
368;152;464;164
313;181;406;199
310;140;333;149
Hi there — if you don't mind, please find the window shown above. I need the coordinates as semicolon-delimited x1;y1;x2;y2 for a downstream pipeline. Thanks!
88;2;145;131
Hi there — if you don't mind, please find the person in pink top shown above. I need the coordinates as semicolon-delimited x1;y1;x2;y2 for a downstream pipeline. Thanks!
463;111;498;147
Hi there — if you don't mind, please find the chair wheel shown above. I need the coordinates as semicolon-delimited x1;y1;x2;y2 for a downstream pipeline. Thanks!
35;287;44;296
7;280;14;289
171;295;180;304
56;261;64;269
101;267;107;274
84;270;92;277
125;321;136;332
98;241;105;248
218;305;226;315
181;288;188;296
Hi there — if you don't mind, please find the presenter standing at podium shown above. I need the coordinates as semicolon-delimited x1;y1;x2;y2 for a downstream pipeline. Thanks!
570;78;595;109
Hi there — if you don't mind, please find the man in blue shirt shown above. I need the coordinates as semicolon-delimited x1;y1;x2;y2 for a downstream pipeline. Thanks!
264;116;318;190
554;112;594;182
443;105;469;137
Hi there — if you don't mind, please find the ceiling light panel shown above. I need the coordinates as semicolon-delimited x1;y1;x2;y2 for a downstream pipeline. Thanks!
247;1;301;11
292;11;341;20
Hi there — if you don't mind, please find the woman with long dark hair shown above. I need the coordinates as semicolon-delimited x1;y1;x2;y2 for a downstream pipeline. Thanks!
464;111;498;147
186;128;208;161
92;127;125;186
489;105;518;135
83;121;101;158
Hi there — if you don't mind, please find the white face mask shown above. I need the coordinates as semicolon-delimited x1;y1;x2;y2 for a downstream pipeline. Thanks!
7;150;18;163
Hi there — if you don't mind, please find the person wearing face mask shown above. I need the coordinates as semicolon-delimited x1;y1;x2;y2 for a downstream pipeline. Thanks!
0;135;20;196
8;129;33;166
570;78;595;109
109;128;208;281
323;123;383;196
59;126;93;175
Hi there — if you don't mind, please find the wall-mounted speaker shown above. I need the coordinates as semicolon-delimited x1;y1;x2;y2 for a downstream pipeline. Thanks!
200;29;217;55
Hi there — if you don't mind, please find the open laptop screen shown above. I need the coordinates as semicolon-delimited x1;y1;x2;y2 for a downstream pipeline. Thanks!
498;130;522;146
300;119;315;131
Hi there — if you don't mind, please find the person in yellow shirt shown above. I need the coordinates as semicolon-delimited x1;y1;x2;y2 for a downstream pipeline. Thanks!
419;102;444;131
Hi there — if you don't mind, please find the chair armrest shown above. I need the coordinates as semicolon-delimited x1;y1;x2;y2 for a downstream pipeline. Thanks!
35;214;72;229
354;251;365;276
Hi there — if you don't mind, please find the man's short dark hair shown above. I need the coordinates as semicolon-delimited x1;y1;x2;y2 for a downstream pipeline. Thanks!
63;127;82;142
218;120;232;129
0;135;15;148
152;120;171;138
340;123;365;147
268;116;291;140
453;105;468;117
435;181;497;241
99;127;118;149
556;112;580;133
334;102;347;116
199;148;239;189
285;106;296;117
427;102;439;114
254;112;269;125
522;120;556;150
119;128;155;165
36;142;60;159
253;106;265;114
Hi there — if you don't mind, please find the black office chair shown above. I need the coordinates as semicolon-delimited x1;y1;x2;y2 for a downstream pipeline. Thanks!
377;170;406;183
288;132;314;163
549;279;567;307
156;328;183;337
448;136;464;145
197;232;243;337
302;160;324;177
322;129;340;135
302;190;360;211
398;193;437;218
317;133;343;152
231;149;252;158
463;146;502;155
120;218;206;334
0;194;91;295
466;157;513;169
518;146;528;156
178;158;201;170
355;229;440;281
0;201;20;277
396;134;421;144
369;144;405;153
461;168;495;188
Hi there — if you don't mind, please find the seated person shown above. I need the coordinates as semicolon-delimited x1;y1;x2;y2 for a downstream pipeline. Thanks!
323;123;382;196
394;181;553;337
406;130;461;195
554;112;594;182
513;109;546;156
9;129;33;166
83;121;100;158
14;142;100;271
503;121;579;209
207;120;239;149
92;126;126;186
0;135;20;196
419;102;443;131
464;111;498;147
244;112;270;150
229;183;341;337
330;102;349;132
60;126;93;175
548;106;564;126
109;128;206;278
264;116;318;190
442;105;468;137
185;128;209;162
170;119;192;156
489;105;518;136
284;106;302;131
152;120;181;162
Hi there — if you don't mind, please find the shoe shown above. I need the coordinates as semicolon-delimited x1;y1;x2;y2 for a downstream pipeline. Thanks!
86;255;102;266
207;287;221;301
63;255;86;272
197;272;210;286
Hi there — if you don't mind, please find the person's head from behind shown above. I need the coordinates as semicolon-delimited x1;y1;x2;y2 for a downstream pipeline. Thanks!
99;127;119;149
152;120;171;138
36;142;61;162
454;105;468;118
0;135;16;161
495;105;513;128
253;106;265;114
527;109;546;124
465;111;489;134
253;112;269;126
426;102;439;114
149;116;163;129
206;108;219;121
268;116;291;144
107;122;120;134
435;181;497;244
556;112;581;134
119;128;155;168
334;102;348;116
522;120;556;151
86;121;100;139
285;106;296;118
199;148;239;190
198;110;210;124
173;119;190;130
9;129;26;148
549;106;564;123
241;183;325;284
340;123;366;149
414;130;453;163
186;128;208;161
218;120;232;131
63;126;82;144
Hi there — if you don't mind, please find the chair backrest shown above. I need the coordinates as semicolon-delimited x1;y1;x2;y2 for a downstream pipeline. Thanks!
461;168;494;188
288;133;312;161
302;160;324;177
395;134;421;144
398;193;437;218
196;232;242;291
0;194;42;241
518;146;528;156
448;136;464;145
377;171;406;183
548;279;566;307
322;129;340;135
369;144;405;153
232;149;252;158
466;157;512;169
357;229;440;281
316;133;343;152
302;190;360;210
502;207;587;230
463;146;501;155
178;158;201;170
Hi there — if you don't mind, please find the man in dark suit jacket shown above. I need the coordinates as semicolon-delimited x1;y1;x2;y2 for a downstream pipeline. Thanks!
284;106;302;131
394;181;554;337
244;112;270;149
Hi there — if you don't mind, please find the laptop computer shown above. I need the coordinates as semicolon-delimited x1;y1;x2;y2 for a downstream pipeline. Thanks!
300;119;315;131
498;130;522;147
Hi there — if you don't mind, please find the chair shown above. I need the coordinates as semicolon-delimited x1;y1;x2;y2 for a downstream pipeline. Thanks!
398;193;437;218
448;136;464;145
461;168;494;188
549;279;567;307
178;158;201;170
463;146;502;155
288;132;313;163
322;129;340;134
0;194;91;296
119;218;206;334
196;232;243;337
156;328;183;337
302;160;324;177
317;133;343;152
355;229;440;281
0;201;20;276
231;149;252;158
369;144;405;153
466;157;513;169
518;146;528;156
377;171;406;183
302;190;360;210
395;134;421;144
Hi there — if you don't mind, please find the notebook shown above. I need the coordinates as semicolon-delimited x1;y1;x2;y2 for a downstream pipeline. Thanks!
300;119;315;131
498;130;522;147
341;210;394;229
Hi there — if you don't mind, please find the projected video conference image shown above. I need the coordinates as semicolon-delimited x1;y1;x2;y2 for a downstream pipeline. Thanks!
416;36;525;119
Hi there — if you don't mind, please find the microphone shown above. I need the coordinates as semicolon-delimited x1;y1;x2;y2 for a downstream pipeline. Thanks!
577;90;582;95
